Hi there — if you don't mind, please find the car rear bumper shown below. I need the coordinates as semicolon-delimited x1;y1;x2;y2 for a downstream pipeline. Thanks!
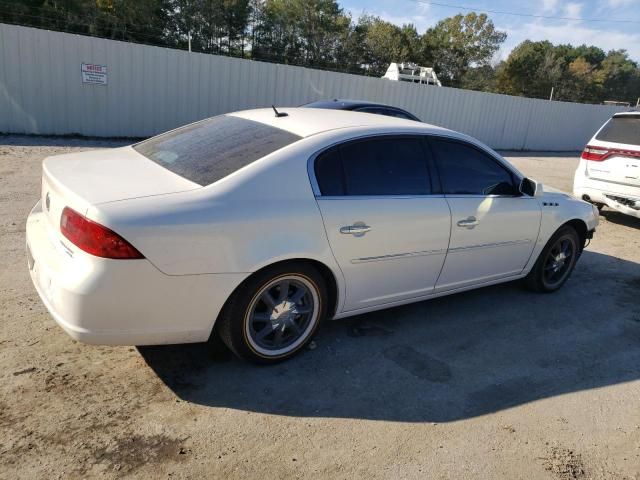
26;201;247;345
574;175;640;219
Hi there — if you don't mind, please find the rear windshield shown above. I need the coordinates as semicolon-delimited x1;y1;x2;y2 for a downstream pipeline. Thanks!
134;115;301;185
595;115;640;145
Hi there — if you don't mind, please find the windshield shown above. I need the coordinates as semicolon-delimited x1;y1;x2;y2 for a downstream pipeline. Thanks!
134;115;301;186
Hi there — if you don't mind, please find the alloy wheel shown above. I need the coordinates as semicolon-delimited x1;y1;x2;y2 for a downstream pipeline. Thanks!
244;275;319;357
542;235;576;289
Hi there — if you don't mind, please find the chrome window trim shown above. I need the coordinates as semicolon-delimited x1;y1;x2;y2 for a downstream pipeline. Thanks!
426;133;525;188
307;131;527;199
307;152;323;196
317;194;447;200
444;194;534;199
307;132;436;198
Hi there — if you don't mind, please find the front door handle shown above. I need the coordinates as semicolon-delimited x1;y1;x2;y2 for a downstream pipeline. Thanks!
456;216;479;229
340;224;371;236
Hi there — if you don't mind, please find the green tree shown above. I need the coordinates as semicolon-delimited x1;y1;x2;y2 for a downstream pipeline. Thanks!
497;40;640;104
599;50;640;103
460;64;498;92
0;0;172;45
357;16;420;76
333;15;368;73
421;13;506;87
496;40;558;99
252;0;350;67
94;0;171;43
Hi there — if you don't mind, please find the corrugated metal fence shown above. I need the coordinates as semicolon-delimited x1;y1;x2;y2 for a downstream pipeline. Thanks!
0;23;626;150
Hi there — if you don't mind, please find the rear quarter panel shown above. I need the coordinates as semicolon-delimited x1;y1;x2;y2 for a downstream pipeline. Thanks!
87;134;345;285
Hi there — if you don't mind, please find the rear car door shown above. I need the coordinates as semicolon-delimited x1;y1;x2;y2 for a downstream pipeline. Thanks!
428;137;541;291
312;136;451;312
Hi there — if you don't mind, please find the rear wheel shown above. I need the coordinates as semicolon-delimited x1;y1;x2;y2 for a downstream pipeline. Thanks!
215;263;327;364
524;225;580;293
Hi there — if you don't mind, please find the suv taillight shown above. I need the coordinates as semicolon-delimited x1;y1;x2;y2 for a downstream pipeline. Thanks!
581;145;640;162
60;207;144;259
581;146;609;161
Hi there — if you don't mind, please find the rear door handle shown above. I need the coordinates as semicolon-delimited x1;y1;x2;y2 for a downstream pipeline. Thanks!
456;216;479;229
340;224;371;236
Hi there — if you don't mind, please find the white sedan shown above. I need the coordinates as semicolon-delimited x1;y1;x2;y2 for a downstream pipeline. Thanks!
26;108;599;363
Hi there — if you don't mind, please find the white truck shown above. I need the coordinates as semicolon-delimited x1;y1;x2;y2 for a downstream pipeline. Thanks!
382;62;442;86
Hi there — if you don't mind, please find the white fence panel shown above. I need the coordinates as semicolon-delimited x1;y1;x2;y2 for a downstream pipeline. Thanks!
0;23;627;149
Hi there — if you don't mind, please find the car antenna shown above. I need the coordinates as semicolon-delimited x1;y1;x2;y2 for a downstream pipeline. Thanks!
272;105;288;118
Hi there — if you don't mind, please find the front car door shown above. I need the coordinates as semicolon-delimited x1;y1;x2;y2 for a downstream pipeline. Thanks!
427;137;542;291
312;135;451;312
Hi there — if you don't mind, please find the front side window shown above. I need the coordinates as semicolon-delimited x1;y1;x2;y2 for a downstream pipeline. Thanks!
134;115;301;186
314;136;431;196
429;138;517;196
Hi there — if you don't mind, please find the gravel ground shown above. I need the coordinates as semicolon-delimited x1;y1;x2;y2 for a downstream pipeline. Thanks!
1;136;639;479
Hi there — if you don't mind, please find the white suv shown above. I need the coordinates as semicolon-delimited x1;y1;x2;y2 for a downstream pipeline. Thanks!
574;111;640;218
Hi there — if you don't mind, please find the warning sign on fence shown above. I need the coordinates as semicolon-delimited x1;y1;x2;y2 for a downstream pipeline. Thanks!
81;63;107;85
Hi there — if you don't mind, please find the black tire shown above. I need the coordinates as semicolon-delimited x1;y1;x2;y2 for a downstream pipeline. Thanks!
215;262;328;364
524;225;581;293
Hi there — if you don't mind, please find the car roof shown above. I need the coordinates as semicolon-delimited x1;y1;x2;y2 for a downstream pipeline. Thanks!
302;99;395;110
613;110;639;117
229;107;448;138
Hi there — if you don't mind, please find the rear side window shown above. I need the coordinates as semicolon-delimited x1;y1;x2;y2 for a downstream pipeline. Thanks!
429;138;517;196
134;115;301;186
595;116;640;145
314;137;431;196
314;148;343;196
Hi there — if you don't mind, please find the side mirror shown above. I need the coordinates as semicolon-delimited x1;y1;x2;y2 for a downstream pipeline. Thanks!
520;177;543;197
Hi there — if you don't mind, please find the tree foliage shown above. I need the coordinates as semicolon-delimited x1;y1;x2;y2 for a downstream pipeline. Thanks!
496;40;640;103
421;13;506;86
1;1;638;103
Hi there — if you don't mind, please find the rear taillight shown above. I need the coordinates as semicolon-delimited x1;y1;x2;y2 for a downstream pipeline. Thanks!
581;146;609;161
581;145;640;162
60;207;144;259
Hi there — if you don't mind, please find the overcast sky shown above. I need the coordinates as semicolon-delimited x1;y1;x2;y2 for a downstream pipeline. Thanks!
344;0;640;61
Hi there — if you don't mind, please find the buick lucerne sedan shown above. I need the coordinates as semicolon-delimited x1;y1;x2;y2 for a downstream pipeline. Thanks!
26;108;599;363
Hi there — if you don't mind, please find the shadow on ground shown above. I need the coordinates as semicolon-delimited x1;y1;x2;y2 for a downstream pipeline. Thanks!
600;208;640;229
140;250;640;422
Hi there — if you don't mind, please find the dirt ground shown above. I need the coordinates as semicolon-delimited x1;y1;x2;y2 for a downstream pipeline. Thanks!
1;136;639;480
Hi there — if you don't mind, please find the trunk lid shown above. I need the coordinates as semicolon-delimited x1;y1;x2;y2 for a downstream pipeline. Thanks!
586;139;640;188
41;146;200;230
587;113;640;188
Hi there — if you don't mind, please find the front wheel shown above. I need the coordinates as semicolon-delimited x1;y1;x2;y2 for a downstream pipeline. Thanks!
215;263;328;364
524;225;580;293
